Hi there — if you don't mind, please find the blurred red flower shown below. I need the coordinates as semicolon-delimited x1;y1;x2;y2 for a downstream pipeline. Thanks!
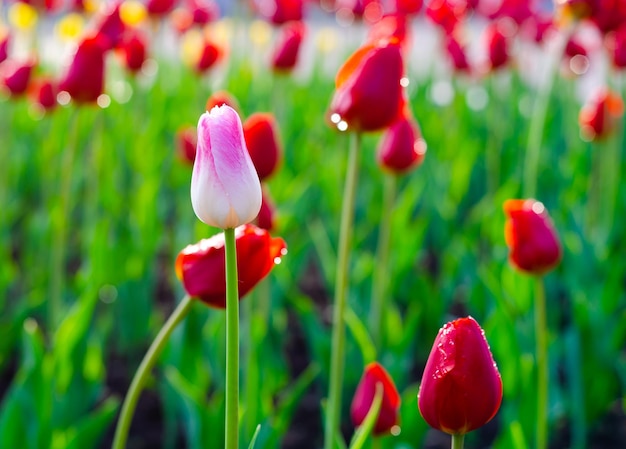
377;111;426;174
195;39;222;73
608;24;626;68
351;362;400;435
93;1;127;50
367;14;411;53
445;34;471;72
206;90;241;113
118;31;148;74
256;0;304;25
243;112;282;181
418;316;502;435
175;224;287;308
256;188;276;231
485;21;511;71
425;0;466;34
0;30;9;64
1;59;35;96
578;88;625;141
176;125;197;164
390;0;423;16
58;34;107;104
147;0;177;17
271;21;305;72
504;199;562;275
328;39;404;132
29;77;58;111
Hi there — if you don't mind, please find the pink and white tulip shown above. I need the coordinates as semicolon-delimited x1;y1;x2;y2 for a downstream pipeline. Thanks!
191;105;262;229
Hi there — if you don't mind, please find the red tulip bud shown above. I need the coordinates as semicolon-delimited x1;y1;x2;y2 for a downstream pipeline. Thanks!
578;88;624;141
175;224;287;308
58;34;107;104
418;316;503;435
206;90;241;114
271;21;305;72
377;113;426;174
256;188;276;231
1;59;35;96
29;78;58;111
257;0;304;25
503;199;562;275
243;112;282;181
176;125;197;165
351;362;401;435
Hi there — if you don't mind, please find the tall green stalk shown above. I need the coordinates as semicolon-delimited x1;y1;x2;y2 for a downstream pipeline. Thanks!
534;276;548;449
112;294;194;449
369;173;396;349
49;108;81;332
523;29;571;198
224;227;240;449
324;132;361;449
451;434;465;449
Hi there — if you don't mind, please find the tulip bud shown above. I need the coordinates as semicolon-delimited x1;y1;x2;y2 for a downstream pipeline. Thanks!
377;113;426;174
29;77;58;111
0;59;35;96
118;31;147;74
175;224;287;308
176;125;197;165
271;21;305;72
243;112;282;181
445;35;471;73
58;34;107;104
418;316;503;435
503;199;562;275
191;105;262;229
351;362;401;436
328;39;404;132
578;88;625;141
256;188;276;231
257;0;303;25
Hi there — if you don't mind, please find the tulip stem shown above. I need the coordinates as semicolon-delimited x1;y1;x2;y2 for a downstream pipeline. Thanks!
347;383;383;449
111;294;194;449
324;132;361;449
370;173;396;349
224;227;240;449
451;434;465;449
523;27;571;198
534;276;548;449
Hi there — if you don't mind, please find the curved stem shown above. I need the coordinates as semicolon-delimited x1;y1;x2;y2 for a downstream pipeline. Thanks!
451;434;465;449
324;132;361;449
224;227;240;449
534;276;548;449
523;28;571;198
111;294;194;449
347;383;383;449
370;173;396;349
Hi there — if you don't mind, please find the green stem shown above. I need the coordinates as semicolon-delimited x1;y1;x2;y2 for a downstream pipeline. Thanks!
49;108;81;332
451;434;465;449
225;227;240;449
111;294;194;449
534;276;548;449
348;383;383;449
324;132;362;449
523;28;571;198
369;173;396;349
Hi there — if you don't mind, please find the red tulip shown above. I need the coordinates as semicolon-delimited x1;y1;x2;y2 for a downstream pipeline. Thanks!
418;316;503;435
271;21;305;72
118;31;148;74
146;0;177;17
377;112;426;174
93;1;127;50
256;188;276;231
578;88;625;141
256;0;304;25
29;77;58;111
58;34;107;104
206;90;241;113
503;199;562;275
176;125;197;165
425;0;466;34
390;0;423;16
488;0;534;25
1;59;35;96
328;39;404;132
445;35;471;72
351;362;401;435
485;21;511;71
195;39;222;73
609;24;626;68
243;112;282;181
175;224;287;308
366;14;411;53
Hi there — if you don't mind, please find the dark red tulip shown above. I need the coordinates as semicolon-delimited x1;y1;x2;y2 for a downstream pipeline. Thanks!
176;125;197;165
256;188;276;231
118;31;148;73
272;21;305;72
175;224;287;308
243;112;282;181
256;0;304;25
503;199;562;275
608;24;626;68
147;0;178;17
390;0;423;16
1;59;35;96
206;90;241;113
486;21;511;71
29;78;57;111
328;39;404;132
377;112;426;174
351;362;401;435
578;88;625;141
445;35;471;72
557;0;626;34
418;316;503;435
58;34;107;104
195;39;222;73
